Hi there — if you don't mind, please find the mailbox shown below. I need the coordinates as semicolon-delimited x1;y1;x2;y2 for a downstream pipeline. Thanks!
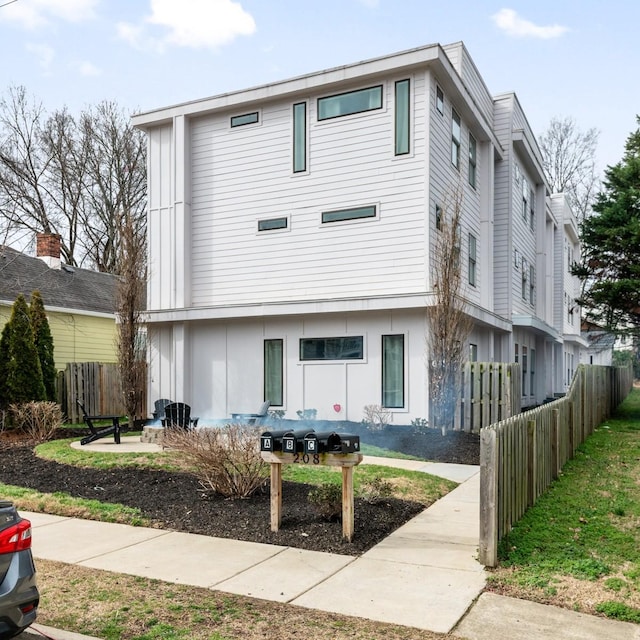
260;429;289;452
282;429;313;454
304;431;361;454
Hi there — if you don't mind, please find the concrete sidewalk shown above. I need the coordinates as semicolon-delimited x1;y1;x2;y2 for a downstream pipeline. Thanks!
23;437;640;639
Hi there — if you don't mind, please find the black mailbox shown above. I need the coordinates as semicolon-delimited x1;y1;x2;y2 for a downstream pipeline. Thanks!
328;432;360;453
282;429;312;454
260;429;289;452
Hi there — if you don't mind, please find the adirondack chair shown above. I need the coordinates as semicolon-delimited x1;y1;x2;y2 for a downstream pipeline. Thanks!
77;400;123;445
152;398;173;420
231;400;271;425
161;402;199;430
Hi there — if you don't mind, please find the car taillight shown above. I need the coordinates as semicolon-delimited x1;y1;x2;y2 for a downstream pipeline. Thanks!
0;519;32;554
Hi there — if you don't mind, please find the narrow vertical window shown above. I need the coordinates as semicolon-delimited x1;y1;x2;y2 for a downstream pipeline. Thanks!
529;264;535;305
468;133;477;188
293;102;306;173
435;204;443;230
529;188;535;230
522;346;528;394
530;348;536;396
468;233;477;286
395;79;410;155
521;259;527;300
382;334;404;408
515;343;519;363
522;177;528;219
264;339;283;406
469;343;478;361
451;109;461;169
436;86;444;115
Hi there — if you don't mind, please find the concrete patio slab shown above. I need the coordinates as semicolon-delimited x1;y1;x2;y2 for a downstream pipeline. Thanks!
29;517;168;563
78;530;288;588
216;547;355;602
292;556;485;634
70;436;162;453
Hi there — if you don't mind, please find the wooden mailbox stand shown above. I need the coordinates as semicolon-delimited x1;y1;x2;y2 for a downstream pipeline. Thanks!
260;451;363;542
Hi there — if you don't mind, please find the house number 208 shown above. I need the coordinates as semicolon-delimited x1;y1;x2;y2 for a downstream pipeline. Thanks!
293;453;320;464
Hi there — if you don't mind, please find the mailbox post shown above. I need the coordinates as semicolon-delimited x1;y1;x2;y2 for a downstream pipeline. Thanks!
260;430;362;542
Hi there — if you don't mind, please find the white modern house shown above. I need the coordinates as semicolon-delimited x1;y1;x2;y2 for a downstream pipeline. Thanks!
132;41;582;424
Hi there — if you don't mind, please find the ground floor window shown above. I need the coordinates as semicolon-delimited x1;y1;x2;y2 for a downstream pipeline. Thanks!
264;339;283;406
299;336;363;360
382;334;404;408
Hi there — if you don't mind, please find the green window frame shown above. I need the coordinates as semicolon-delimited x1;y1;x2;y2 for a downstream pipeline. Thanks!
258;217;288;232
468;133;477;188
300;336;363;361
264;339;283;406
394;79;410;155
322;205;376;224
382;334;404;408
451;109;461;169
293;102;307;173
317;85;382;121
230;112;259;128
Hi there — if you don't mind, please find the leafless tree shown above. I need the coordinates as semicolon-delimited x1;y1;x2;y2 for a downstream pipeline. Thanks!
538;116;600;221
0;86;146;273
116;210;147;425
427;187;473;434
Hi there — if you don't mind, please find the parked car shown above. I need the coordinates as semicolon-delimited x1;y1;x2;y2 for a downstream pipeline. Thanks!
0;501;38;639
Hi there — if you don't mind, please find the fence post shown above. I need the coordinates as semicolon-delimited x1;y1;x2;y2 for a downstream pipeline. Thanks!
479;427;498;567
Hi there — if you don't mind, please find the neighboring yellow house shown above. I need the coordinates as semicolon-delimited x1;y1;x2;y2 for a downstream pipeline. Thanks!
0;235;119;370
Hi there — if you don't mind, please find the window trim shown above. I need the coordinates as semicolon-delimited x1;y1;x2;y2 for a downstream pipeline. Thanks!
382;334;405;409
299;336;364;361
468;133;477;188
394;79;410;156
292;101;307;173
468;232;477;287
529;264;535;305
264;339;284;407
321;204;377;225
317;85;383;121
258;217;289;232
451;109;461;170
436;85;444;115
435;204;443;231
230;111;259;128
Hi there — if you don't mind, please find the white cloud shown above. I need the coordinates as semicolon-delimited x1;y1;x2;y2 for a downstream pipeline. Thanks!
25;42;55;73
492;8;569;39
76;60;101;77
0;0;98;29
118;0;256;52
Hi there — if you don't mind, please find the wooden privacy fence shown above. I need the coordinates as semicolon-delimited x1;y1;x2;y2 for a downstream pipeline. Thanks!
59;362;127;423
479;364;634;567
457;362;521;433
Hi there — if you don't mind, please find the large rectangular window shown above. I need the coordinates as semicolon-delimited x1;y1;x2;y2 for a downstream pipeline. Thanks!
300;336;363;361
317;85;382;120
394;79;410;155
231;112;259;127
451;109;461;169
264;339;283;406
468;233;477;287
293;102;306;173
322;205;376;224
468;133;477;188
382;335;404;408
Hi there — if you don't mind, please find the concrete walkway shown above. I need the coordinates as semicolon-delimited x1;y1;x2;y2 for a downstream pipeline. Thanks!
21;436;640;639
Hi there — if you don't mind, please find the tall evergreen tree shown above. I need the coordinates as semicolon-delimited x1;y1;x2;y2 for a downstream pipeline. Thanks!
0;323;11;409
29;290;57;401
4;294;46;404
575;116;640;334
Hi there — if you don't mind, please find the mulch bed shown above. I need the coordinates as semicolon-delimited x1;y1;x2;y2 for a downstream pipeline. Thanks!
0;426;479;556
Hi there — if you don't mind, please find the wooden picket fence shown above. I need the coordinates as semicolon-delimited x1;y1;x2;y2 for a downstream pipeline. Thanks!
58;362;130;423
479;364;634;567
458;362;521;433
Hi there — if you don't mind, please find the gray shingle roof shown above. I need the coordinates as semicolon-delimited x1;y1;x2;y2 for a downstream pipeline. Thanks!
0;245;118;315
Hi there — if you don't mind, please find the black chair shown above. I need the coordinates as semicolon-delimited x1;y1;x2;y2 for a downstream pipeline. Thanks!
161;402;199;430
77;400;122;445
152;398;173;420
231;400;271;425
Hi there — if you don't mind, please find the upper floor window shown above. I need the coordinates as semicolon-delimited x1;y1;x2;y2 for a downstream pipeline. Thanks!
317;85;382;121
435;204;443;231
521;259;528;300
300;336;364;360
394;79;410;156
468;233;477;287
529;265;535;305
529;188;535;230
293;102;307;173
322;205;376;224
451;109;461;169
231;111;259;127
522;177;528;220
468;133;477;188
436;86;444;115
258;217;288;232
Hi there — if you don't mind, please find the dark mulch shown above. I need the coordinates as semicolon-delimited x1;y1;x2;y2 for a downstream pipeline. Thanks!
0;426;479;556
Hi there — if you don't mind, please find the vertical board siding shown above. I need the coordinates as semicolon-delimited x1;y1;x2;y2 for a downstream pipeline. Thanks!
479;364;634;567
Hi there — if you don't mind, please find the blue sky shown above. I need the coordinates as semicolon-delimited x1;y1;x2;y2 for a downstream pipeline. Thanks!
1;0;638;172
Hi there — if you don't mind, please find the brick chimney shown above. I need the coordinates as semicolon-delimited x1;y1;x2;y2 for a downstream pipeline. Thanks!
36;233;62;269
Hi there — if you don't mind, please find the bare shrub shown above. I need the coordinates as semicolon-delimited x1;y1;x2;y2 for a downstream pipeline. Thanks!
163;424;268;499
10;401;63;442
308;482;342;521
362;404;392;431
359;476;394;504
